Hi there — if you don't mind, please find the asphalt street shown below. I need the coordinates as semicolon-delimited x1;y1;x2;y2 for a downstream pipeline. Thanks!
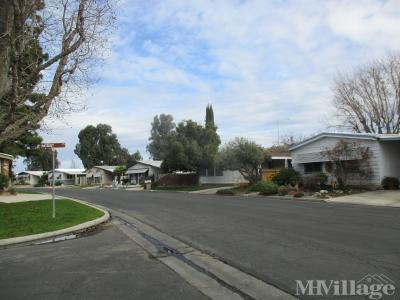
0;224;207;300
35;188;400;296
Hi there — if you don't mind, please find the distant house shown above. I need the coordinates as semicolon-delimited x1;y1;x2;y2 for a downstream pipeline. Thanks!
125;160;162;185
17;171;47;186
85;166;120;186
262;146;292;181
48;169;86;185
289;132;400;187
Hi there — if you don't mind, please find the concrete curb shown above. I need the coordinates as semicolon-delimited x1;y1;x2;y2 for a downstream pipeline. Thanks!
0;198;110;247
189;186;237;194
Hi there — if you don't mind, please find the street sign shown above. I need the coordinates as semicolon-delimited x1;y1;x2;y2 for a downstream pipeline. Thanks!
40;142;65;218
40;143;65;148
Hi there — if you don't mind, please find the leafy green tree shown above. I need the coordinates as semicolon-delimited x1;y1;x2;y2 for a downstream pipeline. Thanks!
161;139;187;172
25;148;60;171
162;119;221;172
114;165;125;183
75;124;127;168
147;114;175;160
216;137;264;184
127;150;143;168
0;130;42;157
0;129;59;170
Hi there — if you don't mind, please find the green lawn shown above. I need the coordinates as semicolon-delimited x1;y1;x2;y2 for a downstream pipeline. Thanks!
0;199;104;239
152;184;233;192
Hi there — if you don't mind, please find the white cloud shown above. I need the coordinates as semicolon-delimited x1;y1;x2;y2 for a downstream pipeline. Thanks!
19;0;399;172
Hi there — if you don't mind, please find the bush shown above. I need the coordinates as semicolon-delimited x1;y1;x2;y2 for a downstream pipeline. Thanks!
216;189;236;195
277;185;289;196
7;187;17;195
272;169;301;186
55;181;63;186
0;174;9;191
251;181;278;195
37;174;48;187
302;173;328;191
293;191;304;198
381;177;399;190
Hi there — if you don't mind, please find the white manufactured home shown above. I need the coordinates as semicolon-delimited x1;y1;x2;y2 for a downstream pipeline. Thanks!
125;160;162;185
48;169;86;185
289;132;400;187
17;171;47;186
84;166;119;186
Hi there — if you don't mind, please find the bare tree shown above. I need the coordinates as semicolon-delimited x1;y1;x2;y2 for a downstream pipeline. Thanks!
321;140;372;187
0;0;115;144
333;53;400;134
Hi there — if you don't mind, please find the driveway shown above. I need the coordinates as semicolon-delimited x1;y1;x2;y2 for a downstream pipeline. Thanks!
328;190;400;207
27;188;400;297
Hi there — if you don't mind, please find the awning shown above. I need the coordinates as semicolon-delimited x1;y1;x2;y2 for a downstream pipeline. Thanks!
125;168;148;175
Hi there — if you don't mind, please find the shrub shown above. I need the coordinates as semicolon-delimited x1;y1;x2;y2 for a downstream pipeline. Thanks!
272;169;301;186
38;174;48;187
0;174;9;191
277;185;289;196
381;177;399;190
302;173;329;191
251;181;278;195
7;187;17;195
293;191;304;198
55;181;63;186
216;189;236;195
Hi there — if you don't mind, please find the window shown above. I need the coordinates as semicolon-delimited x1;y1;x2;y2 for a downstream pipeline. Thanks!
304;162;322;174
215;169;223;176
199;169;207;176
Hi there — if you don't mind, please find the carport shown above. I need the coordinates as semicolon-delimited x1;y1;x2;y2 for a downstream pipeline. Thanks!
379;137;400;180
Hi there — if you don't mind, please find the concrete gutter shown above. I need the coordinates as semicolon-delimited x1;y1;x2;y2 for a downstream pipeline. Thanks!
189;186;237;194
0;198;110;247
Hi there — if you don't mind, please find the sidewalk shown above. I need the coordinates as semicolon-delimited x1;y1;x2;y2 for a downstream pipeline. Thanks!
0;193;54;203
326;190;400;207
0;225;207;300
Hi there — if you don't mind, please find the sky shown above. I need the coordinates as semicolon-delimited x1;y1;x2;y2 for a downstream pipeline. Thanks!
16;0;400;171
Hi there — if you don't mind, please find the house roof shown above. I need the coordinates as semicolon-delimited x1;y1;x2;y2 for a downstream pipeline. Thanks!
18;171;47;176
0;153;13;160
133;160;162;169
264;145;291;157
288;132;400;151
92;165;121;173
49;169;86;175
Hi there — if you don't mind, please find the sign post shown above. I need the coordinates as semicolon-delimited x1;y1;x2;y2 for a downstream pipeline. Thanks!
40;143;65;218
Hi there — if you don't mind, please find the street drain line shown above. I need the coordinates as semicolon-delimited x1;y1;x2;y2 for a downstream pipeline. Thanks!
114;216;256;300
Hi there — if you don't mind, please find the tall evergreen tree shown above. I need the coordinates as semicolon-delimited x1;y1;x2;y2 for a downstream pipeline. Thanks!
205;104;215;128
